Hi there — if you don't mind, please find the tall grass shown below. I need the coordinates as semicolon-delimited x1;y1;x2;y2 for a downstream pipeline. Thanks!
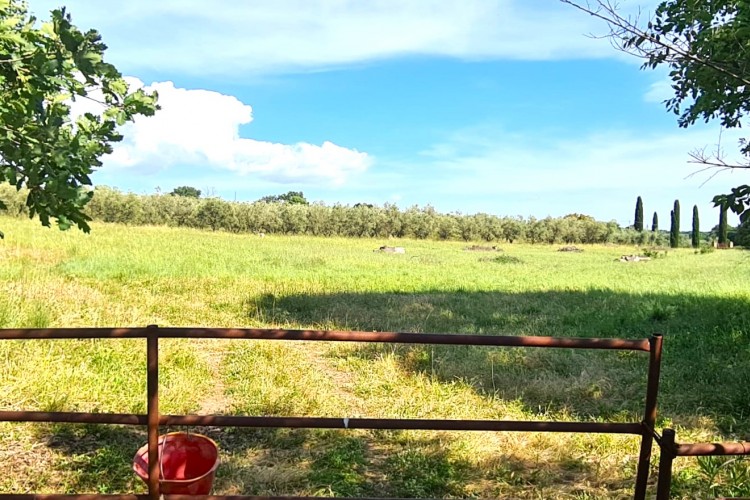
0;216;748;498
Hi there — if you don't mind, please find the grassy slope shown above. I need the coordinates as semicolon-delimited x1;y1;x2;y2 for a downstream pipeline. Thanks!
0;216;748;498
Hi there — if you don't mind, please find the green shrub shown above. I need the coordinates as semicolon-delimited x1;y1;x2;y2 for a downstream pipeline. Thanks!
483;255;523;264
642;247;668;259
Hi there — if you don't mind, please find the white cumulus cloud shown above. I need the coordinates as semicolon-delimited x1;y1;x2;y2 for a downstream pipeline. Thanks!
99;79;371;185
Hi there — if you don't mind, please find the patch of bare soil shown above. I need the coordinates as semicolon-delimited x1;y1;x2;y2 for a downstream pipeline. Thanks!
0;425;59;490
618;255;650;262
194;339;234;416
464;245;502;252
558;246;583;252
296;343;367;417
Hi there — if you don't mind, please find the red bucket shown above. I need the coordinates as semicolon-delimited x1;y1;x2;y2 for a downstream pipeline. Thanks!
133;432;219;494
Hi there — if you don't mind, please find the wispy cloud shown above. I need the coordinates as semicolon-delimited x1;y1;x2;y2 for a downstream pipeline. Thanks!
644;78;674;103
30;0;653;76
414;125;743;193
349;124;745;225
82;79;371;185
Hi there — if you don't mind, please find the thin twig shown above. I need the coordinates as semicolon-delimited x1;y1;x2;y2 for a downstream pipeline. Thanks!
560;0;750;87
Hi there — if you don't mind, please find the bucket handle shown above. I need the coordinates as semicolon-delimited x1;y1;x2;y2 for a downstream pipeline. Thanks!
159;433;167;482
157;429;198;483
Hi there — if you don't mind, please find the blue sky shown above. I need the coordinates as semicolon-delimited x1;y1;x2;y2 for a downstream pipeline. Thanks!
31;0;744;228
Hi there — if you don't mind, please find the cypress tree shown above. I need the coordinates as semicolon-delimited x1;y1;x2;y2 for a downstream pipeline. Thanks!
691;205;700;248
670;200;681;248
719;203;729;244
670;210;678;248
634;196;644;231
652;212;658;232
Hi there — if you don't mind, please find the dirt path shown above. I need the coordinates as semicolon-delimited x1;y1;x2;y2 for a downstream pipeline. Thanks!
193;339;234;415
292;342;369;417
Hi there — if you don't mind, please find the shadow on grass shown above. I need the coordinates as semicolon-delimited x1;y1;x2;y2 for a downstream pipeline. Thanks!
33;424;146;493
210;428;476;497
248;288;750;435
27;412;600;497
199;427;598;498
17;287;748;497
32;424;318;495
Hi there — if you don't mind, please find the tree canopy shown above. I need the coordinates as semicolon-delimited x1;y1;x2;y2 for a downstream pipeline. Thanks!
258;191;309;205
170;186;201;198
562;0;750;221
0;0;158;238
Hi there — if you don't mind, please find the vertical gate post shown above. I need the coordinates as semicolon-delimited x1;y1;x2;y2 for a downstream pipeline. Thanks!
634;333;663;499
656;428;676;500
146;325;160;500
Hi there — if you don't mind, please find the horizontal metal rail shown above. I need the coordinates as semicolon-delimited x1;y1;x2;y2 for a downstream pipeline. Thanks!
0;327;661;500
0;496;417;500
0;327;652;351
656;429;750;499
0;411;644;434
675;441;750;457
0;496;412;500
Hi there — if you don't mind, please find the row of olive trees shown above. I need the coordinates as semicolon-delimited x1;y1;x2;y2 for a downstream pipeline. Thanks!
1;185;672;245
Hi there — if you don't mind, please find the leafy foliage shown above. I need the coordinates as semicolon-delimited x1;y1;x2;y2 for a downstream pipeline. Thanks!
713;185;750;224
624;0;750;208
4;184;677;245
170;186;201;198
694;456;750;499
0;0;158;239
562;0;750;221
735;218;750;247
652;211;659;232
634;2;750;134
258;190;309;205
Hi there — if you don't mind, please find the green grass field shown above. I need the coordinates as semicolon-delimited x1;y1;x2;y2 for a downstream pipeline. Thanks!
1;215;748;498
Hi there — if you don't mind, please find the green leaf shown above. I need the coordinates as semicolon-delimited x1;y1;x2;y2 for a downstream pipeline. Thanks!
0;0;158;238
107;78;128;96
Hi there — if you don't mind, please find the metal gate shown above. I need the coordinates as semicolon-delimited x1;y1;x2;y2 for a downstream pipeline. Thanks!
0;326;690;499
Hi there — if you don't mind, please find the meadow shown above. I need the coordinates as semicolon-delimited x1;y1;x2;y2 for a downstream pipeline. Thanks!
0;215;748;498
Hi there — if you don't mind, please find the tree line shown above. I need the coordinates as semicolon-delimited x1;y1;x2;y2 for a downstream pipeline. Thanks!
562;1;750;235
633;195;735;248
0;184;682;246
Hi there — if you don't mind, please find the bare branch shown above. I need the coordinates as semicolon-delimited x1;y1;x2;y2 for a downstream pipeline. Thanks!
685;164;732;187
684;128;750;172
560;0;750;87
687;152;750;170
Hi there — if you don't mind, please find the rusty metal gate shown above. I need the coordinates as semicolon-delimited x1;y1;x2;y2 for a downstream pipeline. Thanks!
0;326;742;499
655;428;750;500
